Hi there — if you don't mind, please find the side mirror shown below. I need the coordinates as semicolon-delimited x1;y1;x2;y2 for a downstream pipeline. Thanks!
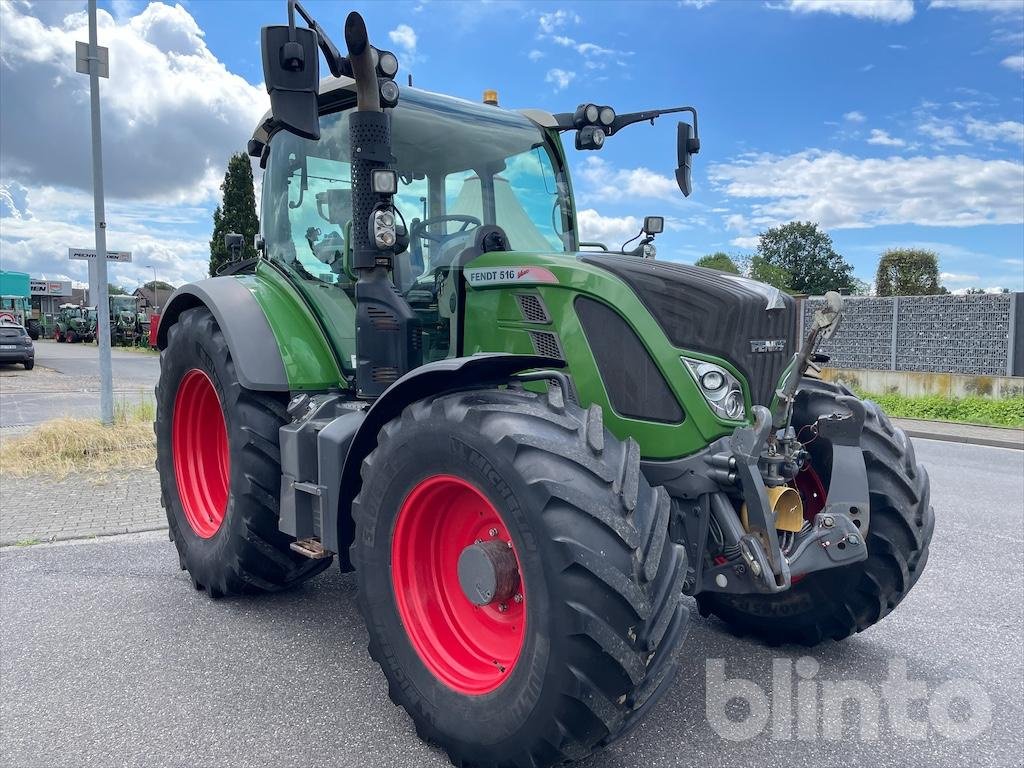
261;24;321;140
675;121;700;197
643;216;664;235
225;233;244;260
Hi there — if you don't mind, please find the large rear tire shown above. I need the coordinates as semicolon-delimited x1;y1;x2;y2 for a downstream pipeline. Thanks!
696;378;934;646
352;388;688;768
155;306;331;597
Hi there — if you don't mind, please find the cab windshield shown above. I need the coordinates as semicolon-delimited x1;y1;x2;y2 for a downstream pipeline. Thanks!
262;88;576;287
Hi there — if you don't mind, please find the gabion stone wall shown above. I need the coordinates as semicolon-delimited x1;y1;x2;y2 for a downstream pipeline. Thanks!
801;293;1019;376
805;297;894;370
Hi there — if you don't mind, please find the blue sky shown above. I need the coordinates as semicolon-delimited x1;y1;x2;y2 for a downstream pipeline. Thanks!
0;0;1022;292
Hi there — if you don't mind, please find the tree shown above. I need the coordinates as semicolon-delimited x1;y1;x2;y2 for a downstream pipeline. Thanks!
695;252;740;274
209;152;259;276
875;248;941;296
747;255;791;292
107;283;128;295
755;221;855;295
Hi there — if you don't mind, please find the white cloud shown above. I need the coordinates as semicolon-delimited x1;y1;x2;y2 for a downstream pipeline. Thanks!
577;157;680;202
1001;54;1024;73
860;63;876;71
940;271;981;284
0;1;267;286
917;120;970;146
680;0;718;7
0;1;266;203
772;1;915;23
388;24;417;59
730;236;761;249
545;68;575;91
888;43;909;49
527;49;544;61
965;116;1024;144
576;209;641;244
930;0;1024;11
538;9;580;36
709;149;1024;231
844;110;867;122
867;129;906;146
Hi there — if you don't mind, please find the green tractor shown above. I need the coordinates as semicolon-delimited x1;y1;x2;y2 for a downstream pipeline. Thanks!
154;6;933;766
109;294;147;345
0;295;41;339
53;303;93;343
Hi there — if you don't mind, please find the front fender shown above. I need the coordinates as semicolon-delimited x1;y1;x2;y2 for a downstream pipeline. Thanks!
324;353;564;558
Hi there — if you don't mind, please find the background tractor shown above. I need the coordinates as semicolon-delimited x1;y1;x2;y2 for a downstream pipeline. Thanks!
108;294;149;345
0;295;41;339
53;303;93;343
154;5;934;766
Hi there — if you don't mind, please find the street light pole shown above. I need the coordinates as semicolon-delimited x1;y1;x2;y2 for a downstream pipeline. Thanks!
85;0;114;426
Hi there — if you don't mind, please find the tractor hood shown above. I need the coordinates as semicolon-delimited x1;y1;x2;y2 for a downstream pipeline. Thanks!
581;253;798;406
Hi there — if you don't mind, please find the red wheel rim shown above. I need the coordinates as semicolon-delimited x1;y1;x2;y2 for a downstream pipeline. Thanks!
172;369;230;539
391;475;526;695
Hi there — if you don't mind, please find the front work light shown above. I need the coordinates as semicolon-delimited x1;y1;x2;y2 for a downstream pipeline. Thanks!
372;169;399;195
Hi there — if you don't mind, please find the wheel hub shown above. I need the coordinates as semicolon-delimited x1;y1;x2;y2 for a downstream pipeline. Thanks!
457;540;520;607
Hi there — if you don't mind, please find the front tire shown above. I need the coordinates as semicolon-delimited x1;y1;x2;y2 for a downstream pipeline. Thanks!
23;360;34;370
352;389;688;768
155;306;331;597
696;378;934;646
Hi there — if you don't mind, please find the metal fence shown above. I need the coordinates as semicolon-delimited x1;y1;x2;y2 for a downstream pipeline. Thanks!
800;292;1023;377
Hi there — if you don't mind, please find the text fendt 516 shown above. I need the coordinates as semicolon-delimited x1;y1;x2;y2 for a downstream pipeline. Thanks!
153;6;934;766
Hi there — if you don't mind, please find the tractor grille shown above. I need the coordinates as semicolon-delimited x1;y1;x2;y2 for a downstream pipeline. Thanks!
575;297;683;424
529;330;563;360
516;293;550;324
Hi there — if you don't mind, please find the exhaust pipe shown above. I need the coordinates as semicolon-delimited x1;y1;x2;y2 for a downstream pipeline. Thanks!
344;12;420;398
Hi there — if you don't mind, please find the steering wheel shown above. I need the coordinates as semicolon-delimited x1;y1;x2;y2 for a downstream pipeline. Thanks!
409;214;481;274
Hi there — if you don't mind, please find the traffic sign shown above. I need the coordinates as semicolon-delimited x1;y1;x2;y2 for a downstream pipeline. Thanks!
69;248;132;262
75;41;109;78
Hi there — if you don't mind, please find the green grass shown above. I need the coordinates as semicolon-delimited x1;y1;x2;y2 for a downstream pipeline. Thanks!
858;391;1024;428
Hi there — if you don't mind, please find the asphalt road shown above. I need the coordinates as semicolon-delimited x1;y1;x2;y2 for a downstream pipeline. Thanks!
1;439;1021;768
0;339;159;426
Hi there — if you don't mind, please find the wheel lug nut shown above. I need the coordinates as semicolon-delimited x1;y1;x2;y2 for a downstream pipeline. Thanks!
498;603;508;612
488;528;498;537
513;593;523;604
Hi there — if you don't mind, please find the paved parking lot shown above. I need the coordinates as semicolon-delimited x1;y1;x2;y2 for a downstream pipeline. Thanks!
1;438;1021;768
0;339;158;426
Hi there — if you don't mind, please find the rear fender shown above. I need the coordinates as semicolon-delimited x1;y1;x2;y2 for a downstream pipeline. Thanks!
157;278;289;391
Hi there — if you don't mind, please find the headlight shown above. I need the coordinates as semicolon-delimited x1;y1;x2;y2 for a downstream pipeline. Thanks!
682;357;747;422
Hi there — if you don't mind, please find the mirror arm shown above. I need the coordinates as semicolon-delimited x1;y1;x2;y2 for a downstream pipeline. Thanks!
609;106;698;140
291;0;350;78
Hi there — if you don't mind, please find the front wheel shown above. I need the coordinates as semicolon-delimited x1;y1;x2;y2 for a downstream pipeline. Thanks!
352;389;688;768
155;306;331;597
696;378;935;646
23;360;34;370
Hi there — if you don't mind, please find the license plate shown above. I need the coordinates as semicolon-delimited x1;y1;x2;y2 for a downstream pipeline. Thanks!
0;344;16;350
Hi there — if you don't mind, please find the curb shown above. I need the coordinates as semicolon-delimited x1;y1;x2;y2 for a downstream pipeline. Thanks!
896;423;1024;451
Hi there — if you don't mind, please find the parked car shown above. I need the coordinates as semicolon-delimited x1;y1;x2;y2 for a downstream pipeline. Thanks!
0;322;35;369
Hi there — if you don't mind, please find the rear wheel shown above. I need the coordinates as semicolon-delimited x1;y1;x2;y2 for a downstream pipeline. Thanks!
352;389;688;768
696;378;934;646
67;330;78;343
155;306;331;597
